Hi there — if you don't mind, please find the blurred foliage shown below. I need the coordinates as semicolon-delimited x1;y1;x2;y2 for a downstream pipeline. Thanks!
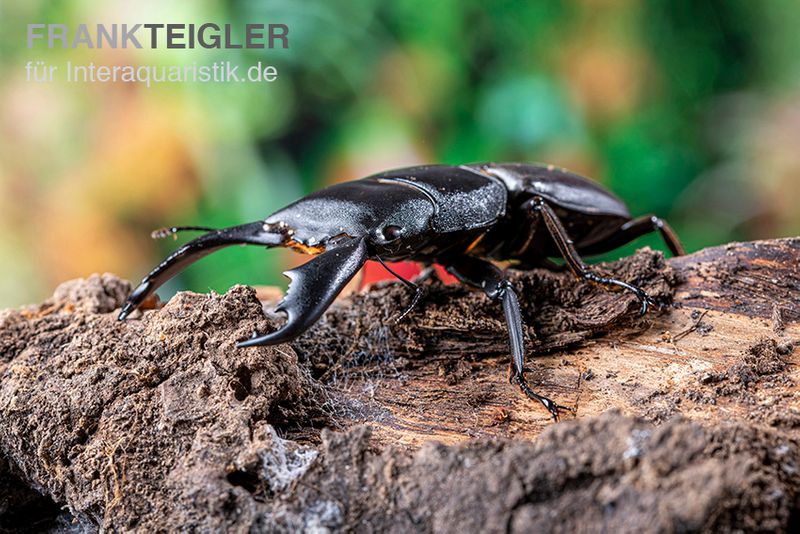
1;0;799;307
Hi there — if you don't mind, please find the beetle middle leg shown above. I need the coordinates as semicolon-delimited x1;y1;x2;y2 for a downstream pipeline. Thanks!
527;197;656;315
445;255;573;421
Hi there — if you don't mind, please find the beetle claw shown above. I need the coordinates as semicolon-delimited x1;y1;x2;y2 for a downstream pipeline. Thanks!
634;289;658;316
638;293;650;316
537;397;576;422
512;372;574;422
238;238;368;347
392;286;424;324
374;256;425;323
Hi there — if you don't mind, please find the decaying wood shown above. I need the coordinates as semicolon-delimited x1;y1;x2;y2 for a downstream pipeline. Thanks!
292;238;800;446
0;238;797;531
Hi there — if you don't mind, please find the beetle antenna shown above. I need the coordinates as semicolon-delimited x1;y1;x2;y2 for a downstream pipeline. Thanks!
376;256;423;323
151;226;217;240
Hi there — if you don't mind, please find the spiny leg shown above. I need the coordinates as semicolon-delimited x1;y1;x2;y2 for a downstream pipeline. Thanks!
446;255;573;421
580;214;686;257
527;197;655;315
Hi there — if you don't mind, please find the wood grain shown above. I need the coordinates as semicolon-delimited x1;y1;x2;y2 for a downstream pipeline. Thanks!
292;238;800;447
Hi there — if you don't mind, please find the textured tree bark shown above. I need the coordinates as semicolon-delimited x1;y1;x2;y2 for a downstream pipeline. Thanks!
0;238;797;531
292;238;800;446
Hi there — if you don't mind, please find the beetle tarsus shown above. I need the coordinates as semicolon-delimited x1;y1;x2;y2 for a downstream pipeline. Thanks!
529;197;657;315
582;271;653;315
512;372;574;422
375;256;424;323
393;286;423;323
446;256;570;420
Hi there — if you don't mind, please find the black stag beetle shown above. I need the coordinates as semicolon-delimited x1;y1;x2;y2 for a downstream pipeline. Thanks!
119;163;684;420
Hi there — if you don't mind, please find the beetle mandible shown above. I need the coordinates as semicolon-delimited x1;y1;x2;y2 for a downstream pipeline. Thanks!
118;163;684;420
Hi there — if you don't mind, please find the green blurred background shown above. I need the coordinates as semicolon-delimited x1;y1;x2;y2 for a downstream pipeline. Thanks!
1;0;799;308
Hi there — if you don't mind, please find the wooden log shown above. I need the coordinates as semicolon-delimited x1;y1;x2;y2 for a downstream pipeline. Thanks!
0;238;797;531
290;238;800;446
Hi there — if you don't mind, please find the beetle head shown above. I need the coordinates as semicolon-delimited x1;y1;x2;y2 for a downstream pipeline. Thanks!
234;178;439;347
265;177;436;259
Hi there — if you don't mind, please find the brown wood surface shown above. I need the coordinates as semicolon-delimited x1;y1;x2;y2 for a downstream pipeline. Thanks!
290;238;800;447
1;239;797;531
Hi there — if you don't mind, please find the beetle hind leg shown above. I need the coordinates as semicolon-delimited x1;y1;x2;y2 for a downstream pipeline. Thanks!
529;197;658;316
580;214;686;257
446;255;574;421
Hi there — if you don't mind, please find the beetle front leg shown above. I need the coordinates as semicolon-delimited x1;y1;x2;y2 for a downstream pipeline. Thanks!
528;197;656;315
445;256;573;421
375;256;424;323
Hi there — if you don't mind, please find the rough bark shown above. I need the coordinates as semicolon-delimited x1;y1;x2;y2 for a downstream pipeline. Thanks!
0;238;797;532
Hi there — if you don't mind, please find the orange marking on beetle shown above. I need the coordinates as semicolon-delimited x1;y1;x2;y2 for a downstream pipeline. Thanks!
287;240;326;255
465;233;486;253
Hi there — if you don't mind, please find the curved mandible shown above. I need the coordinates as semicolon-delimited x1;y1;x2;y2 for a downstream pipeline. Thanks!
238;237;368;347
118;221;286;320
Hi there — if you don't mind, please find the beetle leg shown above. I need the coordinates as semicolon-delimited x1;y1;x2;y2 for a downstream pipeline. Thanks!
118;221;288;320
445;256;573;422
580;215;686;257
528;197;656;316
375;256;424;323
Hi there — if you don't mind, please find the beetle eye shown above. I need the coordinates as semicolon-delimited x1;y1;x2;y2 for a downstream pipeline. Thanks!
381;225;403;241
